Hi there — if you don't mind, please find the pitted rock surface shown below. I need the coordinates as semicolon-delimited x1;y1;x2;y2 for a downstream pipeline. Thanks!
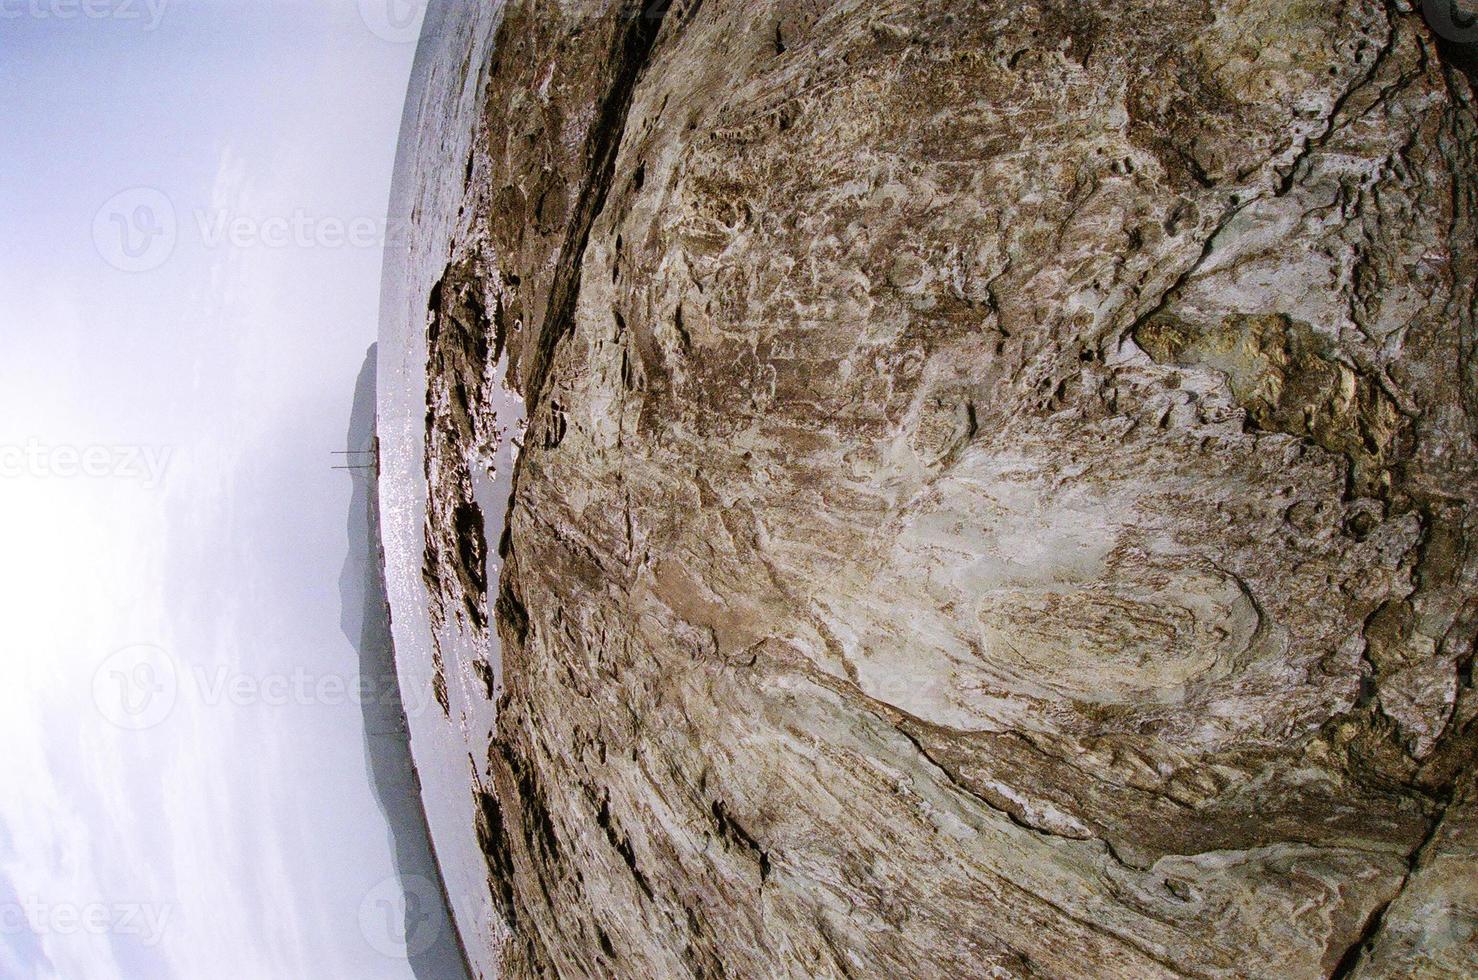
414;1;1478;976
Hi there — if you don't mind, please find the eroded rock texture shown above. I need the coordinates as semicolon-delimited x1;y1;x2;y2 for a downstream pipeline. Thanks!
421;0;1478;975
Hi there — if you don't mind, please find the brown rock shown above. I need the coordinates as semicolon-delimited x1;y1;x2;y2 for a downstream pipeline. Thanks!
414;1;1478;975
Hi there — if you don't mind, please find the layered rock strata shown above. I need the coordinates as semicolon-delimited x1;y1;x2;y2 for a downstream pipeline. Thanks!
415;1;1478;975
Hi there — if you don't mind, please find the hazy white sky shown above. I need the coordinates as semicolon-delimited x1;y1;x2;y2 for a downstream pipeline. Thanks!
0;2;438;976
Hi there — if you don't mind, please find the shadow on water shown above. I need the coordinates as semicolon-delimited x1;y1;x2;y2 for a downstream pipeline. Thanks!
341;343;473;980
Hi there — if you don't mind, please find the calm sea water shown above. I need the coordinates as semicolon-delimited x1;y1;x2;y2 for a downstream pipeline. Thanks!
377;3;516;978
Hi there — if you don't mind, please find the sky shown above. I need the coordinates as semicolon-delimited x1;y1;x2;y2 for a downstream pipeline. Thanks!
0;1;441;976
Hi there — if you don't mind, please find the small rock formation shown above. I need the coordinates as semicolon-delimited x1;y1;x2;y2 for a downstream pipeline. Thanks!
416;1;1478;975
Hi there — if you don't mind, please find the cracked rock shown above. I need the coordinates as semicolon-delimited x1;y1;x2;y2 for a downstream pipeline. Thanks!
412;1;1478;976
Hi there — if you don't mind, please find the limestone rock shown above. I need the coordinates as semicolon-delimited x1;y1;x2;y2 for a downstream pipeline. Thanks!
415;1;1478;975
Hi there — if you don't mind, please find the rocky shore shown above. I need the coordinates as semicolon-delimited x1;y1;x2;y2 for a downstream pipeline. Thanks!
410;2;1478;975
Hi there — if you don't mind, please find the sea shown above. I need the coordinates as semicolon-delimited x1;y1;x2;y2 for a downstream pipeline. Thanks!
376;2;519;978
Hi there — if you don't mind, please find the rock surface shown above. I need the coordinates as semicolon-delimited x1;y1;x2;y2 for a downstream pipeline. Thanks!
415;1;1478;975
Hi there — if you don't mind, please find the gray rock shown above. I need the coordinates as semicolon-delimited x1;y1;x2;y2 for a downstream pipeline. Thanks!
412;1;1478;975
